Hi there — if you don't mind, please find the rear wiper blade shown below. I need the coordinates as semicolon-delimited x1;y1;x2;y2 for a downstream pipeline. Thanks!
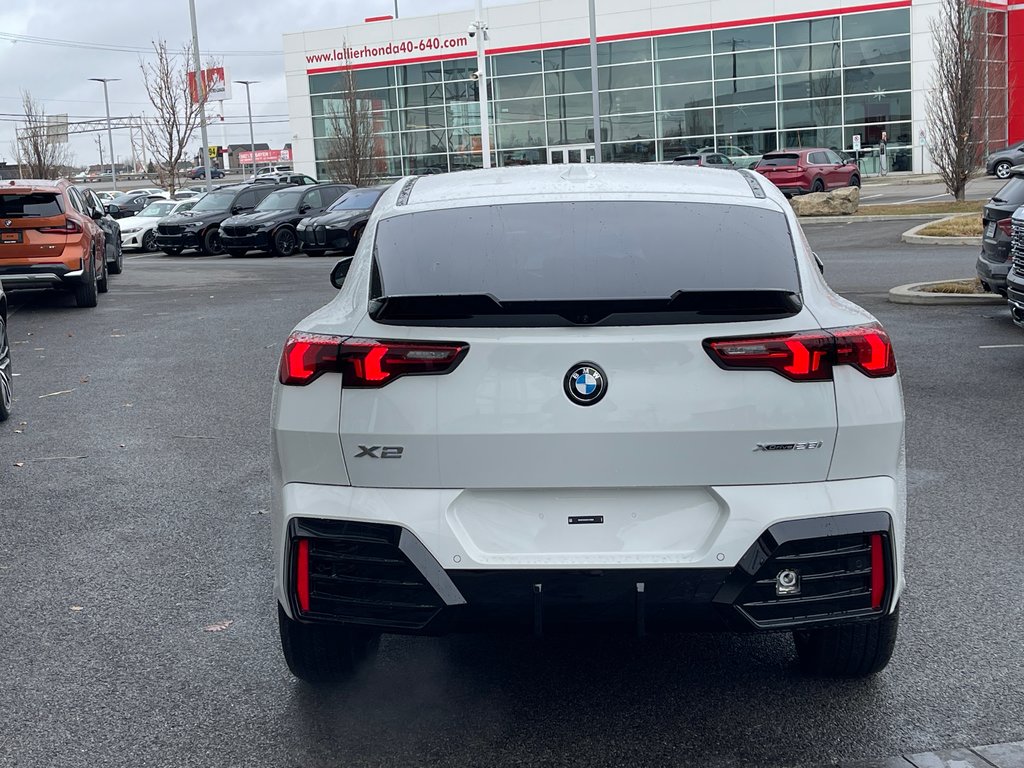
991;196;1006;203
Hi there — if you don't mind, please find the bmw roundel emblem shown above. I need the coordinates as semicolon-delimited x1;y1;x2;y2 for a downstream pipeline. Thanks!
564;362;607;406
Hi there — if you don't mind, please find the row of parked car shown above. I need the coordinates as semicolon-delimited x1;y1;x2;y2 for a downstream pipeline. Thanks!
675;146;861;195
152;182;385;258
975;167;1024;326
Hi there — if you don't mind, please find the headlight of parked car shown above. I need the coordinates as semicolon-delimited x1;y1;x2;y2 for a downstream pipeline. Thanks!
121;226;141;234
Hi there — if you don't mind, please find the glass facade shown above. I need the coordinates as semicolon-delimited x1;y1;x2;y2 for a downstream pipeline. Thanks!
305;7;987;176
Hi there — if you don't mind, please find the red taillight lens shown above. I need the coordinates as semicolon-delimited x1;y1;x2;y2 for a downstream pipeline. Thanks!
38;219;82;235
278;332;468;387
705;323;896;381
997;217;1014;237
831;324;897;377
870;533;885;611
295;538;310;613
705;331;833;381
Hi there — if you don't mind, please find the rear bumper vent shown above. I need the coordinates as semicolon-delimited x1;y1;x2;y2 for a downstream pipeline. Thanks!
288;519;464;631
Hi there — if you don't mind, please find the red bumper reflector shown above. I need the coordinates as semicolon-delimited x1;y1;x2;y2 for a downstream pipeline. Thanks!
870;533;885;611
296;538;310;613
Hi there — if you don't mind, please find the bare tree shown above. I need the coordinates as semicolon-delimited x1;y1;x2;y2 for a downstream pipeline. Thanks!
926;0;986;201
139;40;210;194
11;91;74;179
323;67;383;185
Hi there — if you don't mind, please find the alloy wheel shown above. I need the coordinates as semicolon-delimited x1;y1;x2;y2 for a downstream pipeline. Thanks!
0;317;12;420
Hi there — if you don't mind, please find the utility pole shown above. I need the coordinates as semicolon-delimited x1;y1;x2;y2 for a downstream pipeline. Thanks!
95;134;104;167
237;80;259;180
188;0;214;193
588;0;601;163
473;0;491;168
89;77;120;188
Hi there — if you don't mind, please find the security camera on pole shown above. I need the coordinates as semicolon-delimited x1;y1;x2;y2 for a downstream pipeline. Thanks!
470;0;491;169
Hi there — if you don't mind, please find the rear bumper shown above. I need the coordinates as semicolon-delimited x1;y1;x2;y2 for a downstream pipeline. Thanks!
0;261;86;289
976;252;1010;294
274;477;905;635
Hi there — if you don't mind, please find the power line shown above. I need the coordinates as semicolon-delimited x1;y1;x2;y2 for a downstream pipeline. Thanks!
0;32;283;58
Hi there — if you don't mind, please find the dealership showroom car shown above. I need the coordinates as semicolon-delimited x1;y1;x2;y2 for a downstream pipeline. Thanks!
272;164;905;685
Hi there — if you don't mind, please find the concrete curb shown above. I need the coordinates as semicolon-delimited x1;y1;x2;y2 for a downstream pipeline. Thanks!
889;279;1004;305
901;216;982;245
800;213;949;224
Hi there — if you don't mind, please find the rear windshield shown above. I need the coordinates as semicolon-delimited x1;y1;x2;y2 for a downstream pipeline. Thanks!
757;154;801;167
0;193;63;218
991;176;1024;206
329;190;382;211
371;201;800;326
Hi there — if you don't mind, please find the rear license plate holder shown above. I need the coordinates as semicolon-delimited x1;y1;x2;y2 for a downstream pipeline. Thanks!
986;221;996;238
0;230;22;244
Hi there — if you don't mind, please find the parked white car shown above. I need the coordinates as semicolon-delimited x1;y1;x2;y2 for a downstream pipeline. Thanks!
119;199;196;252
270;164;906;684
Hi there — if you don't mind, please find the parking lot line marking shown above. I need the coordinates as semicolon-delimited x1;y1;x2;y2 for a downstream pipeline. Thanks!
895;194;950;205
979;344;1024;349
861;193;885;200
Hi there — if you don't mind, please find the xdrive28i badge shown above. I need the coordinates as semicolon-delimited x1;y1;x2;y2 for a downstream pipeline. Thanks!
564;363;607;406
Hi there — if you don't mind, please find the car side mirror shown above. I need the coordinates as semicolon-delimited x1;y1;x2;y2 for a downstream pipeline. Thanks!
105;204;117;214
330;257;353;289
231;206;242;215
813;252;824;275
91;208;103;220
299;204;311;213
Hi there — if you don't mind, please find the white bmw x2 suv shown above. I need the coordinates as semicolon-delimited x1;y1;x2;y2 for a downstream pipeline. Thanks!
271;164;905;684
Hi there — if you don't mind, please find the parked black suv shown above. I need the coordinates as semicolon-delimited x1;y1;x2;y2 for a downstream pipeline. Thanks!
977;170;1024;295
220;184;351;257
296;186;387;255
155;183;281;255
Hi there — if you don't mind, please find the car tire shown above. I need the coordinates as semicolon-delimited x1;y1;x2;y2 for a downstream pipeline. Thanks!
226;247;249;258
995;161;1012;179
0;312;12;422
162;247;183;257
97;255;109;294
277;604;380;685
793;605;899;678
201;227;224;256
141;230;157;253
108;241;124;274
74;254;99;308
271;227;298;257
811;178;825;193
849;174;861;188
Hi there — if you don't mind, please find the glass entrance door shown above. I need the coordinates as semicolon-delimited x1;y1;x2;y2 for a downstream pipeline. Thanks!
547;145;596;164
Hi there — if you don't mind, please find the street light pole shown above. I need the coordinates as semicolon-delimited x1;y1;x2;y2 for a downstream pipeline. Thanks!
588;0;601;163
473;0;491;169
188;0;214;193
89;78;121;188
236;80;259;181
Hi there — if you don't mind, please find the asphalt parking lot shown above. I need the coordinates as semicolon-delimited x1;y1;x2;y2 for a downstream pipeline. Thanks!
1;221;1022;768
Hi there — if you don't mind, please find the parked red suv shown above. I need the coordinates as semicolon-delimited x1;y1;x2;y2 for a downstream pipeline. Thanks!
754;148;860;196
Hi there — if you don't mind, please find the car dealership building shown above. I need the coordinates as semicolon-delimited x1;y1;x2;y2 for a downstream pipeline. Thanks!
283;0;1015;177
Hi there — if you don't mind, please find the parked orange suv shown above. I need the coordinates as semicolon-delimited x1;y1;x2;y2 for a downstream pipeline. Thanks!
0;178;108;307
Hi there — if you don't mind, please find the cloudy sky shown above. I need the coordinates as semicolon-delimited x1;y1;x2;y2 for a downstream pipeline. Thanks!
0;0;480;169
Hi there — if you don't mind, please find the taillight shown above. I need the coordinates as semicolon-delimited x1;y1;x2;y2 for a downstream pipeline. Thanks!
38;219;82;235
997;217;1013;237
278;331;468;387
705;323;896;381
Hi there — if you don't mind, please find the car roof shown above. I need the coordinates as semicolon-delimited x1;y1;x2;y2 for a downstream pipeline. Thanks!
388;164;780;214
2;178;68;192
